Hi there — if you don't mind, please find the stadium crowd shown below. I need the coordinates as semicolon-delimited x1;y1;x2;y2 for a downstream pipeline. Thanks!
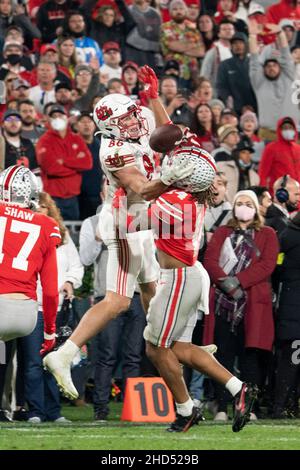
0;0;300;425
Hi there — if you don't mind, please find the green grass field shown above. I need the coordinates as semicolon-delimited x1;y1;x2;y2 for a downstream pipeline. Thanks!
0;403;300;450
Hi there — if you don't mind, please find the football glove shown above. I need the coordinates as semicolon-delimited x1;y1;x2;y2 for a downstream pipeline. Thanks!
160;156;195;186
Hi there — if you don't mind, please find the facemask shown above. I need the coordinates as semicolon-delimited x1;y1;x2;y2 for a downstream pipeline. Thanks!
7;54;22;65
239;159;251;169
282;129;295;141
234;205;256;222
51;117;67;131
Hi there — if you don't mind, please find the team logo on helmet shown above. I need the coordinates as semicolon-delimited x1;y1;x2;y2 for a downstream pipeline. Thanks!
95;105;113;121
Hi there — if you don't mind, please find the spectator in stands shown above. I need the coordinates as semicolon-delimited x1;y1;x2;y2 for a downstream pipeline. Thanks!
197;13;219;51
0;1;41;48
248;185;273;223
19;191;83;423
55;82;73;114
273;211;300;418
260;19;298;65
79;188;146;422
199;171;232;256
36;104;92;220
212;123;240;163
239;109;264;170
189;77;214;110
37;0;79;43
107;77;125;95
161;0;205;86
259;117;300;194
186;0;201;24
57;34;79;80
0;40;33;81
80;0;135;55
266;0;300;25
63;10;103;65
73;61;103;112
18;99;45;144
121;61;140;100
216;134;259;202
190;103;219;153
249;20;298;142
10;78;30;101
200;19;235;89
204;189;279;421
125;0;162;70
265;176;300;237
217;32;257;115
291;44;300;80
159;75;193;126
29;61;57;114
219;107;238;126
2;108;37;169
100;41;122;86
76;111;102;219
209;97;225;124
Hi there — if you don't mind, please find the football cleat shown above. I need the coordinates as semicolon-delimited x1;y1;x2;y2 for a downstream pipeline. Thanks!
43;350;78;400
232;383;258;432
166;406;204;433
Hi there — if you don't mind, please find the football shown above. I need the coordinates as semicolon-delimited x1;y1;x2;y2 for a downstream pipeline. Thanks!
149;124;183;153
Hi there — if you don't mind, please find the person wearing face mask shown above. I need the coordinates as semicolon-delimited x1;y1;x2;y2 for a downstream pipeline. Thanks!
203;190;279;421
259;117;300;195
0;41;33;80
36;105;93;220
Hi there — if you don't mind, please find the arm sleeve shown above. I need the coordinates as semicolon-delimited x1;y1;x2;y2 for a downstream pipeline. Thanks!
258;143;273;187
280;46;295;81
203;226;229;283
60;235;84;289
79;218;103;266
40;245;59;335
249;53;265;89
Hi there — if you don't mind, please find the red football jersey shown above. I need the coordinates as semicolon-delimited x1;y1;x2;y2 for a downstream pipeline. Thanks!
150;189;205;266
0;202;61;299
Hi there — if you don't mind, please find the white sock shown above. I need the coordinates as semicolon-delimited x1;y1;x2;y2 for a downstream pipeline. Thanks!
225;377;243;397
59;339;79;362
175;397;194;417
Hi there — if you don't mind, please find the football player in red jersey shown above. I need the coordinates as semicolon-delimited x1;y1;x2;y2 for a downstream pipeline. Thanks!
0;165;60;355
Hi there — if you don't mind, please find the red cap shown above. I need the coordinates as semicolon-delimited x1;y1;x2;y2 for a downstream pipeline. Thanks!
103;41;120;53
40;44;57;55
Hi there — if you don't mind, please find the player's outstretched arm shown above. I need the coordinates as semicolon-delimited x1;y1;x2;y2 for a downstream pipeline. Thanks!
115;158;194;201
138;65;171;127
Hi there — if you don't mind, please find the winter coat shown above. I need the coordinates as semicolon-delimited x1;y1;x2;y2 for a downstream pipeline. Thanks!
266;0;300;24
216;54;257;115
203;225;279;351
36;128;92;199
259;117;300;193
265;204;289;238
276;221;300;340
216;159;260;203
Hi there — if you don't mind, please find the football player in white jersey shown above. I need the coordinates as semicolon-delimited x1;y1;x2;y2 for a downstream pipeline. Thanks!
43;93;194;400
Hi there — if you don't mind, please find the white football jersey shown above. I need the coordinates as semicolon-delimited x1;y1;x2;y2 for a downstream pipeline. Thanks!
100;134;155;208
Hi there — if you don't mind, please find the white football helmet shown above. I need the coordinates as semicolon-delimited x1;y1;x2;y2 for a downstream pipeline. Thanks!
93;94;149;140
0;165;39;210
169;143;216;192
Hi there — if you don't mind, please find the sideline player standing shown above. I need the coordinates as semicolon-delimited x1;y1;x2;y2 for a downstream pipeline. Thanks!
44;93;194;399
0;165;60;355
